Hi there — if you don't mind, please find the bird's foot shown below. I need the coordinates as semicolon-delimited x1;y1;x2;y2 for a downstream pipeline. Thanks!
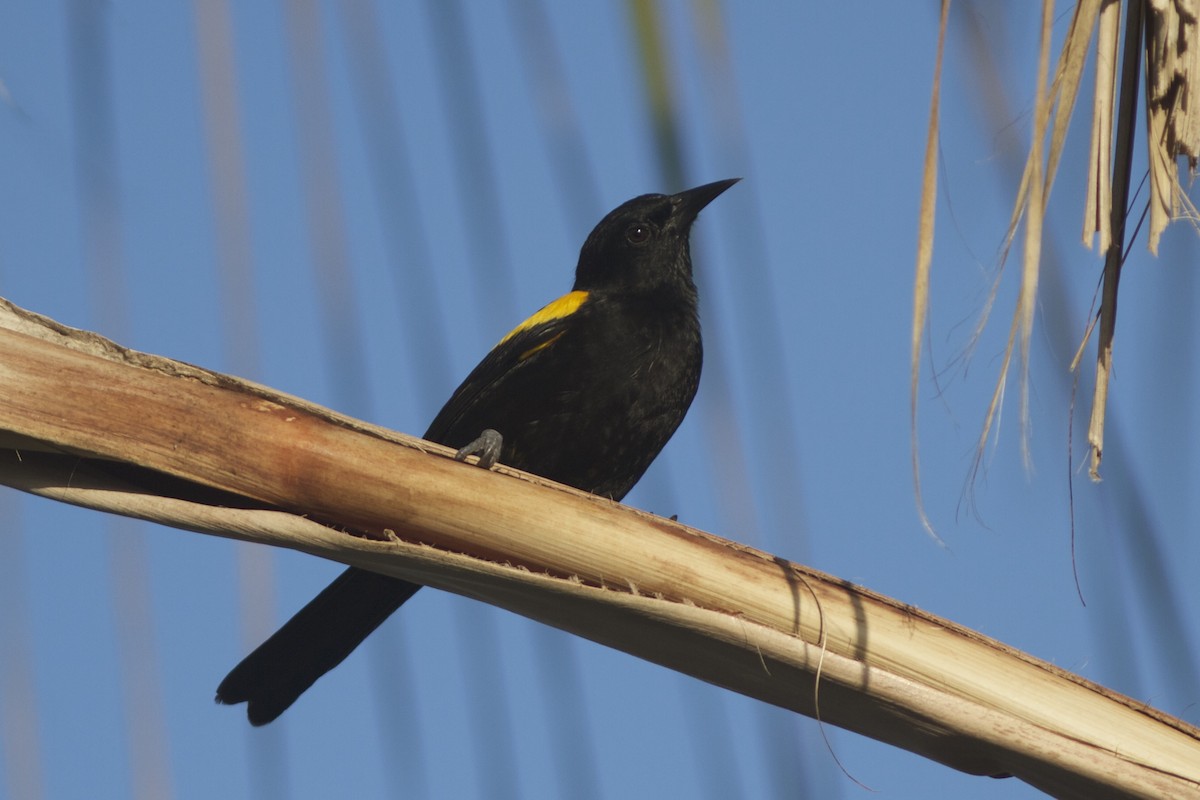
455;429;503;470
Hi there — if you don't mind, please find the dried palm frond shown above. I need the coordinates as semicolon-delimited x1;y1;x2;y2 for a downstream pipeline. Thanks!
913;0;1200;502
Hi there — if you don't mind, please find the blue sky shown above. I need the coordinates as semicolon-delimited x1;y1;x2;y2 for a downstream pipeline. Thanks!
0;2;1197;799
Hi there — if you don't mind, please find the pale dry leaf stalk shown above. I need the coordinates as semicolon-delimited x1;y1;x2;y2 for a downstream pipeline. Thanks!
1088;0;1145;480
910;0;950;543
1014;0;1057;471
2;295;1200;797
1084;0;1120;250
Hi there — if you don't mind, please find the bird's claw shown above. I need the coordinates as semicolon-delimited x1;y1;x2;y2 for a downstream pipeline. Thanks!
455;429;503;470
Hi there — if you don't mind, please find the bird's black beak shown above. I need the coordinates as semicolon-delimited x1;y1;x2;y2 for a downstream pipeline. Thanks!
670;178;740;227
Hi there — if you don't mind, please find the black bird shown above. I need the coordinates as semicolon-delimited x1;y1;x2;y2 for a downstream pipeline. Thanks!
216;178;738;725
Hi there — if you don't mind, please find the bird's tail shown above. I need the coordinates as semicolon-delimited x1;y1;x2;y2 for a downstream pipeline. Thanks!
215;567;421;725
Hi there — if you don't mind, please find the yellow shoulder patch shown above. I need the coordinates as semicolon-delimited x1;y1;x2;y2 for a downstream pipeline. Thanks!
499;290;589;345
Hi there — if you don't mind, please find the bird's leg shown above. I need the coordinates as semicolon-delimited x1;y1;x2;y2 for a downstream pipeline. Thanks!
454;429;503;470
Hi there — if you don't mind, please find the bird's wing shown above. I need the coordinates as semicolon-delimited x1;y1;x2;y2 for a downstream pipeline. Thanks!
423;290;591;444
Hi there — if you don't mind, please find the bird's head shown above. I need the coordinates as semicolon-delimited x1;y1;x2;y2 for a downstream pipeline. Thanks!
574;178;738;293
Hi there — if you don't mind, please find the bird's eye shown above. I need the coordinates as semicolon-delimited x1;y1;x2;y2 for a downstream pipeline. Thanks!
625;222;652;245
